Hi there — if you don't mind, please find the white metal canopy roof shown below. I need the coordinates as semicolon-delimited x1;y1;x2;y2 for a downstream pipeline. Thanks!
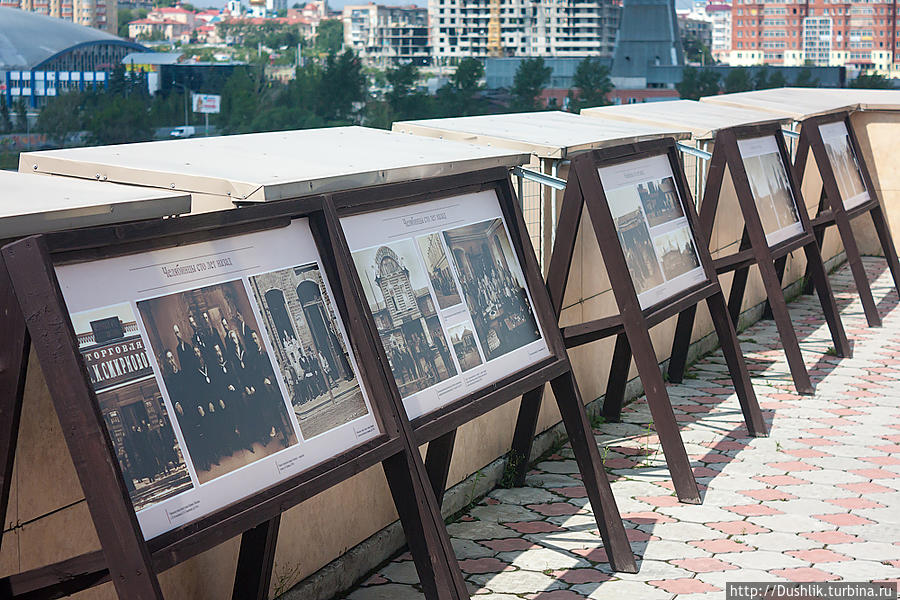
581;100;792;140
392;111;690;160
0;171;190;239
698;88;868;120
20;126;529;204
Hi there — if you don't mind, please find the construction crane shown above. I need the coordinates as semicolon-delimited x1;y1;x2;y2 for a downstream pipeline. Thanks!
487;0;503;56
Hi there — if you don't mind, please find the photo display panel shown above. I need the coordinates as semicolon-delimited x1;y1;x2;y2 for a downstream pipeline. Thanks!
738;135;805;246
55;219;380;540
597;154;706;309
341;189;552;420
819;121;870;210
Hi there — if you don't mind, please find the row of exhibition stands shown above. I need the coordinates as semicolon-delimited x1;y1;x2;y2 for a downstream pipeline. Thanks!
0;88;898;600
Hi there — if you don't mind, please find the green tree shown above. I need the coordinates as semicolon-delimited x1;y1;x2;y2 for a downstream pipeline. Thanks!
724;67;752;93
14;99;28;132
683;35;714;65
850;73;894;89
118;7;147;38
219;67;264;133
433;58;485;117
452;57;484;93
385;62;432;120
319;49;366;122
511;57;551;111
37;92;87;145
315;19;343;55
676;66;720;100
0;97;11;134
568;57;613;111
87;95;152;145
793;67;819;88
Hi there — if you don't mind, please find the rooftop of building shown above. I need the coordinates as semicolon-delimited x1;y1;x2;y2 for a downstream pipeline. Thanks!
0;6;145;71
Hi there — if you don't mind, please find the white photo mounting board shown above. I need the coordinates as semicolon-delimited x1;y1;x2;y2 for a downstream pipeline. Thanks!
55;219;380;540
737;135;805;246
598;154;706;309
818;121;870;210
341;189;552;420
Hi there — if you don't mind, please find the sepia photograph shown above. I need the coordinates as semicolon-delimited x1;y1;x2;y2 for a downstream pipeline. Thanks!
447;321;483;372
607;186;666;295
352;240;458;398
821;123;867;207
443;219;542;362
137;280;298;485
417;232;462;309
653;226;702;281
72;303;193;512
638;177;684;228
249;263;369;440
744;150;801;238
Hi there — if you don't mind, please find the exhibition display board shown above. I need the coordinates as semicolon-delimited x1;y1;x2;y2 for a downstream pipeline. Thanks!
333;167;637;574
665;122;852;393
0;199;473;600
791;111;900;327
523;138;767;505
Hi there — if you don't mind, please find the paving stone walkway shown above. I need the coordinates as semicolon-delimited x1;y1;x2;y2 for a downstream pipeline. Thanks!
344;258;900;600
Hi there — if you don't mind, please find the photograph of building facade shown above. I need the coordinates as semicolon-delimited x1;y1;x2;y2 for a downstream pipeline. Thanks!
443;218;541;361
249;264;369;440
448;322;483;372
137;280;298;485
638;177;684;228
822;125;868;206
728;0;899;74
653;226;702;280
743;149;801;238
417;232;462;310
353;241;458;398
428;0;619;60
610;197;666;294
72;303;192;512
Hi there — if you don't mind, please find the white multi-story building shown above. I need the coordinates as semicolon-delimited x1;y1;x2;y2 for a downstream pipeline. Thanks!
6;0;117;34
428;0;620;61
343;4;429;66
705;3;732;59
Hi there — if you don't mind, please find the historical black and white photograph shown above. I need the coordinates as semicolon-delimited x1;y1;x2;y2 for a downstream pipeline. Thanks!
72;303;193;512
653;226;702;281
137;280;299;485
249;264;369;440
447;322;483;372
352;240;458;398
820;122;868;208
442;219;542;362
741;141;802;242
606;186;665;295
417;232;462;309
638;177;684;228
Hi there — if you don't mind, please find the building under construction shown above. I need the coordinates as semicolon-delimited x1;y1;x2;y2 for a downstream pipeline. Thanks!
428;0;620;61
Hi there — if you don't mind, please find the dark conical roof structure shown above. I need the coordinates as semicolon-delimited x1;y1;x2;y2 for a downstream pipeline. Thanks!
611;0;684;80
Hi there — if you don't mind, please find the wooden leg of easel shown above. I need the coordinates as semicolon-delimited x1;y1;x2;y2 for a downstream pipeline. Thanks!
0;257;29;556
762;256;787;320
870;205;900;296
549;370;637;573
382;451;468;600
424;430;457;507
835;210;881;327
509;386;544;487
804;242;852;358
706;293;768;437
232;516;281;600
728;266;750;327
803;190;828;296
667;305;697;384
602;334;631;423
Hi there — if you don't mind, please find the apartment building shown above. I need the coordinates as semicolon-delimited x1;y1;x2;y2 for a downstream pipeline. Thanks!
729;0;897;75
343;4;429;66
706;3;733;59
428;0;620;61
4;0;117;34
